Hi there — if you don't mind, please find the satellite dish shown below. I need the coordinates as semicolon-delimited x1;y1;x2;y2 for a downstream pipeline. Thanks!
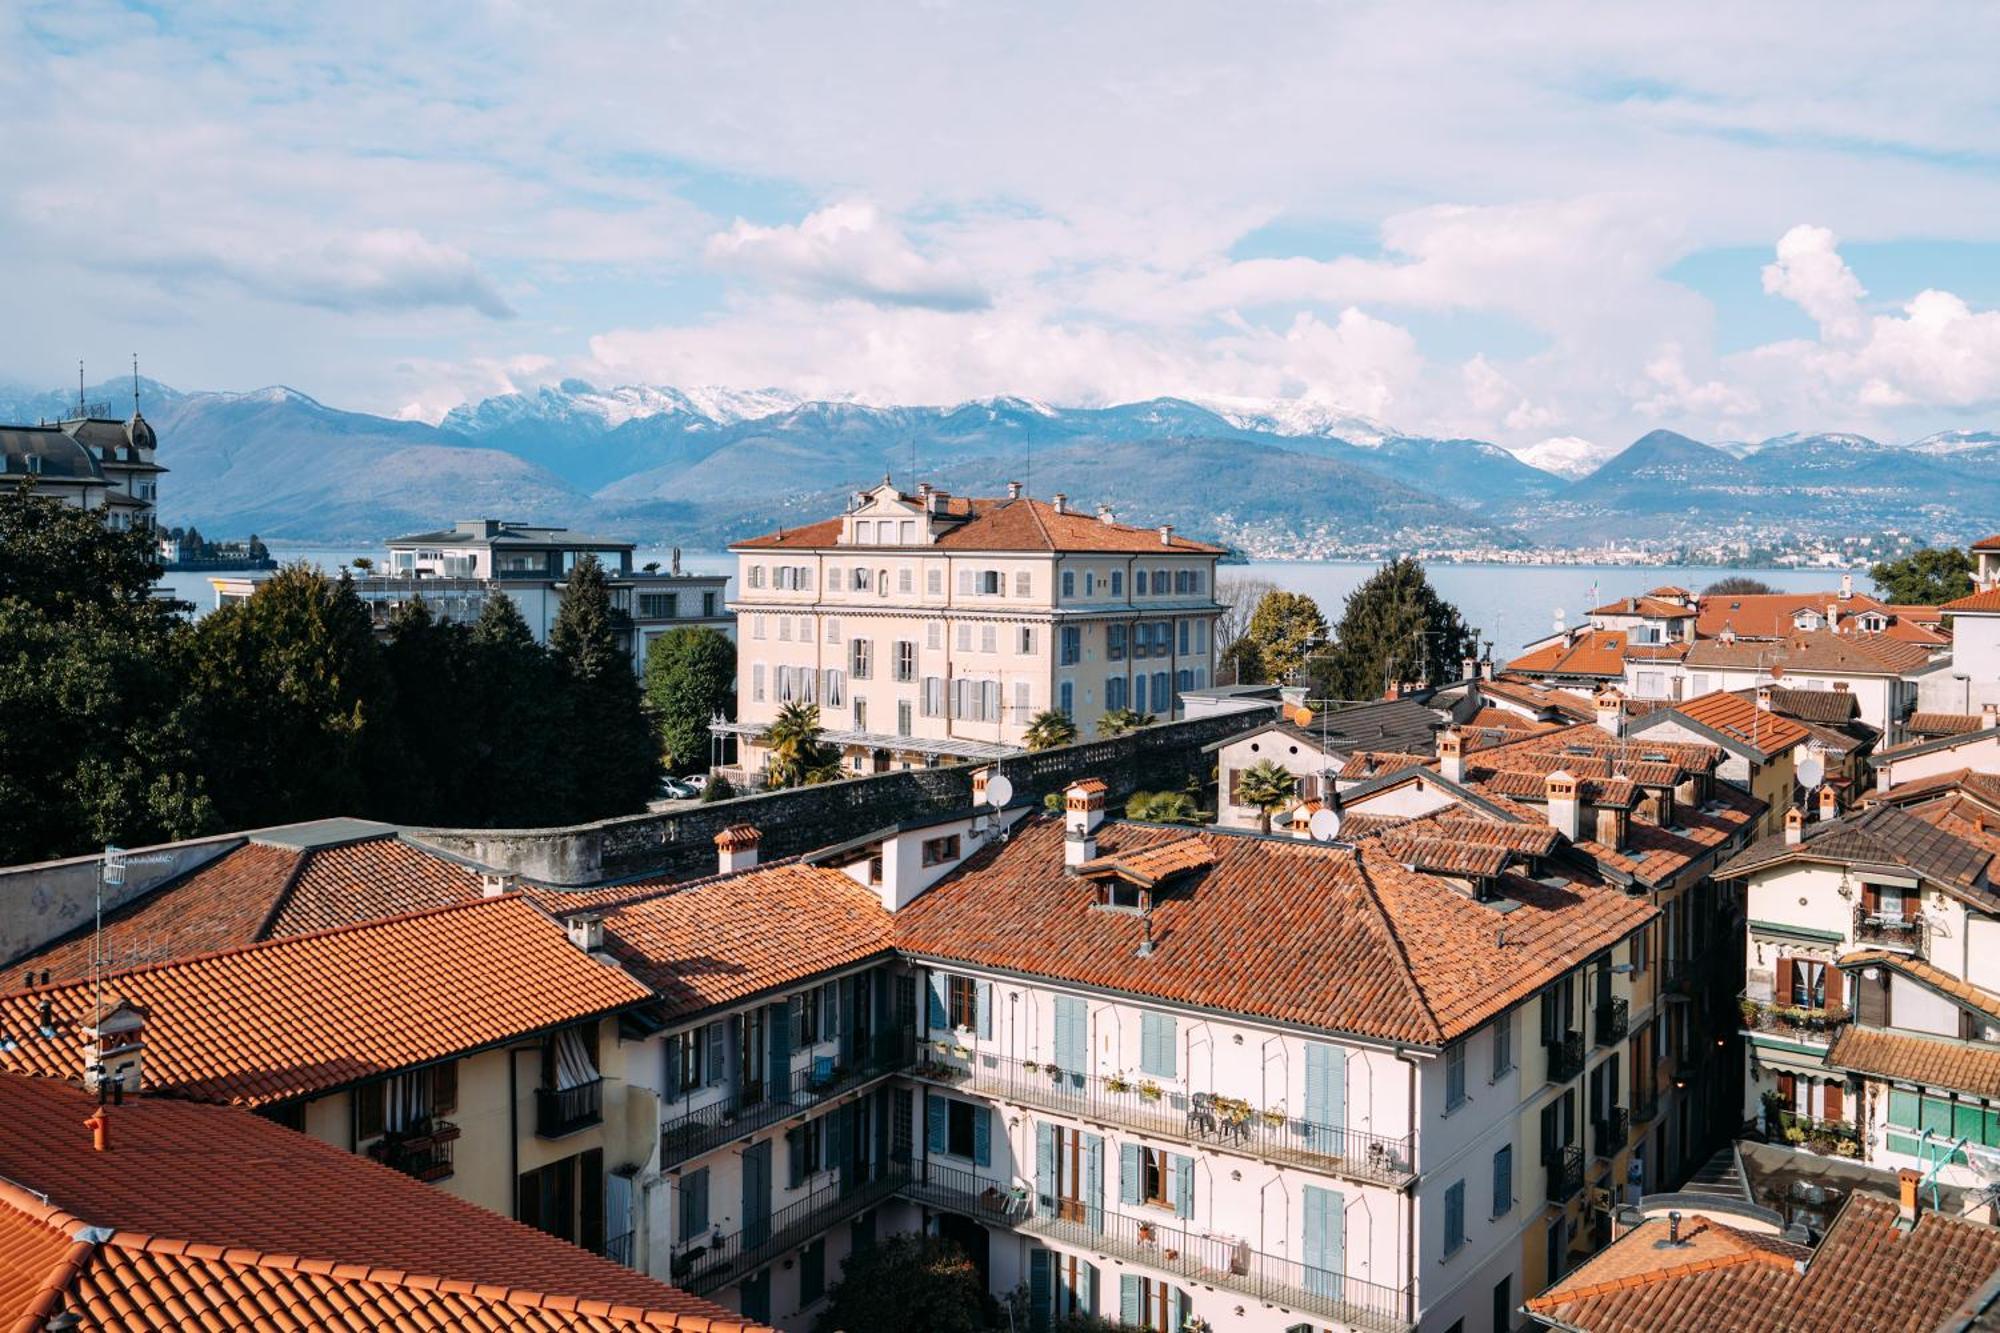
1308;808;1343;842
985;774;1014;809
1798;755;1825;790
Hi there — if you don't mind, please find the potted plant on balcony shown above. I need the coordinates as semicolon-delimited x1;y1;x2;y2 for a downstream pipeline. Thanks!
1044;1064;1065;1084
1738;998;1762;1029
1138;1079;1164;1103
1105;1073;1133;1095
1023;1060;1039;1074
1137;1221;1157;1244
1261;1106;1288;1128
951;1044;971;1059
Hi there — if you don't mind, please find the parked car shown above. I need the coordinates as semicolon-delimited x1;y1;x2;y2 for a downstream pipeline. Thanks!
682;774;710;792
655;777;697;800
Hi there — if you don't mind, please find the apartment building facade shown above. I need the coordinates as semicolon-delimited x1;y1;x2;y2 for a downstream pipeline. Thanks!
0;409;163;530
724;482;1224;776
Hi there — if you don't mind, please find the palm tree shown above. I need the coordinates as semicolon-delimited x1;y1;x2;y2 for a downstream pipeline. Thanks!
1235;758;1298;834
1126;790;1199;824
1023;708;1080;751
1096;707;1157;738
765;699;830;788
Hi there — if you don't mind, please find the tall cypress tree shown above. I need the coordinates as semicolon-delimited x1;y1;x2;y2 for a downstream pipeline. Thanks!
464;593;561;826
548;555;657;819
1307;558;1481;703
380;596;481;825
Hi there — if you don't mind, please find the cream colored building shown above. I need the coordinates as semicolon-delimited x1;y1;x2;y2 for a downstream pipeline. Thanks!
723;482;1223;776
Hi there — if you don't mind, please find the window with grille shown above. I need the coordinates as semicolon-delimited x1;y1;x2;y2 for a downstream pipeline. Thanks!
895;641;916;682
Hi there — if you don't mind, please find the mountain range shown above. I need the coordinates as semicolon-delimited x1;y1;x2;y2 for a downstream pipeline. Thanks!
4;377;1998;554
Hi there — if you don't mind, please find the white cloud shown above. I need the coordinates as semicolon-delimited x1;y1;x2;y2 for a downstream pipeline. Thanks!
1761;224;1866;341
706;202;989;311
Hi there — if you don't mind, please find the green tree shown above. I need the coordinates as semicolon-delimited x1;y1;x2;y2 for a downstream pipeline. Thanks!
463;593;563;826
1234;757;1297;834
1306;558;1478;703
1023;708;1080;750
1870;547;1974;604
0;483;215;861
183;563;388;830
1244;590;1328;682
547;554;657;819
642;626;736;774
764;699;836;789
1096;707;1155;737
698;772;737;803
814;1234;990;1333
1701;575;1777;595
1218;635;1267;685
379;597;483;824
1125;790;1199;824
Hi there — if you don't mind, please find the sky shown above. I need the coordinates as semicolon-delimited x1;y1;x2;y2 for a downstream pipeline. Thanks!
8;1;2000;456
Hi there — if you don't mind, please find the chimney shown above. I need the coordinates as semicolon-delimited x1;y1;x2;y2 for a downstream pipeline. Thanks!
564;912;605;953
1828;602;1842;634
1480;656;1495;681
1546;771;1581;841
916;482;932;506
1983;702;1998;730
1461;657;1478;683
1841;572;1854;601
1006;480;1022;500
1595;686;1625;738
1437;727;1466;783
715;823;762;873
1897;1168;1922;1230
971;766;993;807
1064;779;1107;870
1756;685;1773;712
479;872;513;898
1818;784;1839;822
85;1107;109;1152
929;489;947;514
1052;493;1068;515
1158;525;1173;546
1785;806;1805;844
83;999;146;1099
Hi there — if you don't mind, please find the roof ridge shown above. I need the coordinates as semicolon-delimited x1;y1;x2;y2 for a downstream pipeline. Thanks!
1345;853;1448;1043
246;843;317;945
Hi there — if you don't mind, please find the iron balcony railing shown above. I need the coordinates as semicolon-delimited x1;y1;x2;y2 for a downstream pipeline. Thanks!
1737;994;1850;1043
899;1158;1035;1226
1632;1085;1660;1124
1594;997;1629;1048
367;1119;458;1183
1593;1108;1630;1161
536;1078;604;1138
1015;1186;1413;1332
1853;903;1926;957
1544;1031;1585;1084
910;1048;1416;1187
1762;1101;1863;1156
1544;1143;1584;1203
659;1032;915;1170
676;1159;912;1295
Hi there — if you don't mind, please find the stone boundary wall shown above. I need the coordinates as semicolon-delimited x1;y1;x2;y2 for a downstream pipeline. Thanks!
0;835;242;966
411;704;1274;885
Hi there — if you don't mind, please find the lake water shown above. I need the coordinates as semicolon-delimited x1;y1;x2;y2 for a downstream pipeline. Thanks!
164;547;1870;655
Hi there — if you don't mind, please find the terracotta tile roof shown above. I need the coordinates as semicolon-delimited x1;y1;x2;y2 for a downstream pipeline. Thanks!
1466;705;1539;732
1906;711;1985;737
1682;629;1940;676
1461;723;1723;777
1362;813;1562;858
590;864;894;1022
1693;590;1893;640
0;896;652;1106
1505;629;1628;679
1826;1026;2000;1100
0;1076;762;1330
1974;534;2000;552
1527;1195;2000;1333
1943;586;2000;614
1719;802;1997;911
1478;678;1598;722
1337;751;1430;781
1837;952;2000;1025
733;495;1226;554
1590;594;1695;618
1077;836;1216;887
893;818;1655;1047
1668;690;1813;758
1865;767;2000;810
1380;836;1513;879
9;831;488;983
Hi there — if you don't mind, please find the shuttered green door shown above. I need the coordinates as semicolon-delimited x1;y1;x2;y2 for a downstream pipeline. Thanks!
1303;1183;1345;1300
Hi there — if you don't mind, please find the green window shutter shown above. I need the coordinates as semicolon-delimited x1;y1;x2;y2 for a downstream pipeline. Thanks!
1080;1261;1098;1316
1120;1274;1142;1325
1922;1096;1953;1136
1171;1153;1194;1219
704;1023;725;1086
1985;1108;2000;1149
664;1034;682;1101
1035;1121;1056;1210
1028;1249;1052;1333
927;1093;947;1155
1141;1012;1177;1078
973;1105;992;1167
1084;1133;1104;1232
1889;1090;1920;1128
977;981;994;1039
928;972;949;1031
1120;1142;1143;1205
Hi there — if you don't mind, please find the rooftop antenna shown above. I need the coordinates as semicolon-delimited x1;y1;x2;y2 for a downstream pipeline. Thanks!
78;360;86;418
1025;421;1033;497
909;431;918;497
132;354;140;414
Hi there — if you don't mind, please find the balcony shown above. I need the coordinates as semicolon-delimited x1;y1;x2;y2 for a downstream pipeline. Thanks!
1012;1187;1413;1332
1853;904;1926;957
1762;1099;1862;1159
1594;997;1629;1047
1544;1143;1584;1203
536;1078;604;1138
659;1032;914;1170
1593;1108;1630;1161
367;1119;459;1182
676;1159;912;1296
910;1048;1416;1187
1737;995;1850;1044
1544;1031;1585;1084
1661;958;1696;998
899;1158;1035;1227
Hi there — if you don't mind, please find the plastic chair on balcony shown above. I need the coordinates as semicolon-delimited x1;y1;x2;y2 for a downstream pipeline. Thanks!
1187;1092;1218;1139
811;1055;836;1089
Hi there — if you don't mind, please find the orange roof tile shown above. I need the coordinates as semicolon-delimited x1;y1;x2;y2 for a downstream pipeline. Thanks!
1693;589;1889;639
1504;629;1628;679
733;495;1225;554
1670;690;1813;757
1837;952;2000;1025
1683;629;1940;676
1906;711;1985;737
894;819;1654;1047
0;896;652;1106
0;1076;762;1330
1826;1025;2000;1100
1077;836;1216;887
1973;534;2000;551
1944;586;2000;613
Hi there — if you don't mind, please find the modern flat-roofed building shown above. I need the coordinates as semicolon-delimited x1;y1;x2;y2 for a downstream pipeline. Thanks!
723;481;1224;777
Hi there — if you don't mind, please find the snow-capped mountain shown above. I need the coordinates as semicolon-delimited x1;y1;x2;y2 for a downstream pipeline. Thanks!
442;380;802;434
1192;394;1397;445
1905;428;2000;455
1506;435;1618;480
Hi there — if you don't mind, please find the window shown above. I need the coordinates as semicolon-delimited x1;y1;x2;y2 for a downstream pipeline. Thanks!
946;1098;980;1158
638;592;679;618
928;567;943;595
751;663;766;702
1444;1179;1467;1255
786;1118;824;1185
778;616;792;642
1014;681;1031;722
947;976;979;1029
981;625;997;653
752;614;766;640
928;622;943;650
1178;620;1190;654
956;623;972;651
979;570;1003;595
852;567;872;591
899;520;916;544
894;640;917;682
1061;570;1076;598
1018;626;1036;654
800;1236;826;1305
1085;572;1095;596
827;566;843;592
1492;1012;1514;1080
792;988;822;1047
923;835;962;867
678;1166;709;1239
1789;959;1828;1008
1060;680;1074;715
1105;675;1127;710
1061;627;1082;666
1446;1043;1468;1111
1015;570;1032;596
898;568;913;593
1140;1012;1177;1078
673;1029;703;1090
747;565;765;589
1492;1145;1514;1216
1135;570;1148;595
1111;571;1123;595
922;676;946;717
823;668;845;707
1141;1148;1172;1207
850;638;873;679
1107;624;1127;661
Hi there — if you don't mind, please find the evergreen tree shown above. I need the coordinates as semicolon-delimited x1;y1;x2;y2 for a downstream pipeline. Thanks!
1022;707;1080;750
1244;590;1328;682
183;563;388;829
1307;558;1480;703
1870;547;1974;604
0;483;214;861
642;626;736;774
380;597;481;824
1701;575;1777;595
464;593;562;826
813;1234;989;1333
547;555;656;819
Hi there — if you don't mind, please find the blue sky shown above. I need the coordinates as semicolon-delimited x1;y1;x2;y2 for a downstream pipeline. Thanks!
7;1;2000;457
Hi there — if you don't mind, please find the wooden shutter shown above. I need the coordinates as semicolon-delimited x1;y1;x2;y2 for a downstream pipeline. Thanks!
1823;1080;1844;1123
1822;965;1844;1010
1776;1072;1796;1104
1775;958;1796;1005
432;1060;458;1115
355;1079;386;1141
1862;883;1881;915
